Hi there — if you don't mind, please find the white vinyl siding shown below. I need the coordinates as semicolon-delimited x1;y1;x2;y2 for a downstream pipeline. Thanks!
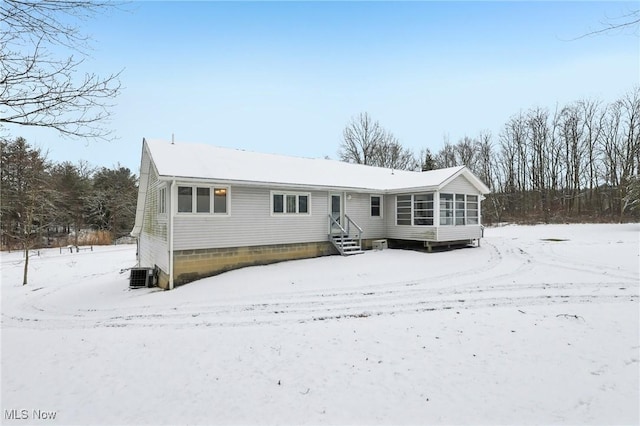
342;193;385;240
386;186;483;242
441;174;478;195
138;151;168;271
174;187;324;250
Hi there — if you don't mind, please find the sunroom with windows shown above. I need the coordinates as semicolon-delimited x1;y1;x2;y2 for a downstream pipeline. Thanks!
395;193;480;227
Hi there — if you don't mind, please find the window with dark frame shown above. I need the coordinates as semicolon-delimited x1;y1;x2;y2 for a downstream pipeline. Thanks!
197;187;210;213
272;192;310;215
177;186;193;213
298;195;309;214
214;188;227;214
177;185;228;214
371;196;381;217
273;194;284;213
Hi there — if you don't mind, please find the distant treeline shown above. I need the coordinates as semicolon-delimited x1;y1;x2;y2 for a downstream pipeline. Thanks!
1;137;138;250
340;87;640;223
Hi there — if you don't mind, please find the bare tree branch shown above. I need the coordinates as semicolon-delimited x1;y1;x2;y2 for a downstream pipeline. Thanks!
0;0;124;141
570;9;640;40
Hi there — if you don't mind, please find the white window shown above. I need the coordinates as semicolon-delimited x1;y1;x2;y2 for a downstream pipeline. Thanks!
396;195;412;225
440;193;454;225
177;185;229;215
214;188;228;214
440;193;479;226
271;192;310;215
371;195;382;217
178;186;193;213
414;193;434;225
467;195;479;224
455;194;466;225
197;187;210;213
158;187;166;214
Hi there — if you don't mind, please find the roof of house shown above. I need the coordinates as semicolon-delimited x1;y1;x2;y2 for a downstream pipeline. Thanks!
143;138;491;193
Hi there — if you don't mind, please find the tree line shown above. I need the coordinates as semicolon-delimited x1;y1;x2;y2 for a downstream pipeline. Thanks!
339;88;640;224
1;137;138;253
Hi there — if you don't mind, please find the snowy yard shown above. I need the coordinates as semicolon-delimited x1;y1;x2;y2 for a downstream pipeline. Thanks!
1;224;638;425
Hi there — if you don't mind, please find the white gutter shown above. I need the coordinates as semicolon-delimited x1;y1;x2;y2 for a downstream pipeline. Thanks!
168;179;176;290
154;175;385;194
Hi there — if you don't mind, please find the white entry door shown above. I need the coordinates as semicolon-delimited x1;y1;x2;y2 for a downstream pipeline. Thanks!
330;193;343;233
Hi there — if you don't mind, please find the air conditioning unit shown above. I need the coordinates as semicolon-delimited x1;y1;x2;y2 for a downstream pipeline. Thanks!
129;267;154;288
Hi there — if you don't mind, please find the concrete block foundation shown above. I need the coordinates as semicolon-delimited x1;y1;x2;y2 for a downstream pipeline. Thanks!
164;241;337;288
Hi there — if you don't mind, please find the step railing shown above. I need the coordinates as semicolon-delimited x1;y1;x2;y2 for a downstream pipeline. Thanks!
328;214;363;254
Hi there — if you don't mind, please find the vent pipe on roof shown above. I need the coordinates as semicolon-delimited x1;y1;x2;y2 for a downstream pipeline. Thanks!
171;133;175;145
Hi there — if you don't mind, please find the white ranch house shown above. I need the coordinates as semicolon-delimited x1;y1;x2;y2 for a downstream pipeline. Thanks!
132;138;491;289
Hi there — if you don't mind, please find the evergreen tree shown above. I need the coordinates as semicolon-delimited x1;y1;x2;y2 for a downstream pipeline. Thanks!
0;137;52;284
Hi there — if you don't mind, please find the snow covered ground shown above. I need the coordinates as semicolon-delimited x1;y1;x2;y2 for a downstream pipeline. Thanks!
1;224;638;425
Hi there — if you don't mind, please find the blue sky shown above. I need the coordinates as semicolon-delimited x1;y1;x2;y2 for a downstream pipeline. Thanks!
8;1;640;174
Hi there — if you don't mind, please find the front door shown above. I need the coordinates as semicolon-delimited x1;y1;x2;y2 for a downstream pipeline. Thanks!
330;193;343;233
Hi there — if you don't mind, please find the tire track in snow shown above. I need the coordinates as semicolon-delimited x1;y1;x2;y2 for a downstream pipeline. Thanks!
3;237;637;329
4;280;636;329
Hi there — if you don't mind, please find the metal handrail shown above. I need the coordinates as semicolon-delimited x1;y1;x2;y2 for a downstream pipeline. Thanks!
345;214;363;233
328;214;363;253
328;214;347;235
345;215;363;249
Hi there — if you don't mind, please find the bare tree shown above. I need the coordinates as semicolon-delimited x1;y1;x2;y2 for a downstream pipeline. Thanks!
339;112;417;170
475;130;494;190
0;0;122;140
373;131;418;171
339;112;386;165
435;137;457;168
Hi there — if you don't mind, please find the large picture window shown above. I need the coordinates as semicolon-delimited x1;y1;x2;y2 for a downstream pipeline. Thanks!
272;192;310;215
177;185;229;215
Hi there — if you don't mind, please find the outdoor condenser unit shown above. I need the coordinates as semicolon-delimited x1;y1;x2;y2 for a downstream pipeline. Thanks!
129;267;154;288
